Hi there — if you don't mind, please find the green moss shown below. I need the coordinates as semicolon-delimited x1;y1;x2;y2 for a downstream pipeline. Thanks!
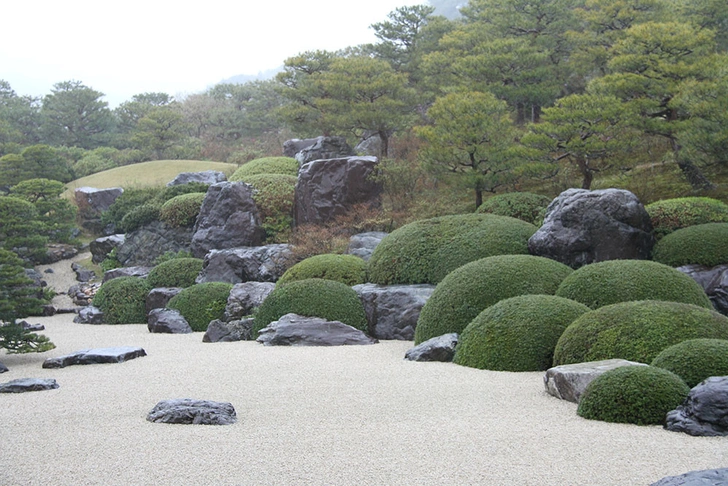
414;255;573;344
167;282;233;331
147;258;204;289
278;254;366;287
645;197;728;239
652;223;728;267
159;192;206;228
92;276;151;324
454;295;591;371
476;192;552;225
229;157;298;180
651;338;728;388
238;173;296;242
119;203;161;232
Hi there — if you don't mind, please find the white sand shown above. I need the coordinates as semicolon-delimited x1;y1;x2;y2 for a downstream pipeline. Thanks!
0;259;725;485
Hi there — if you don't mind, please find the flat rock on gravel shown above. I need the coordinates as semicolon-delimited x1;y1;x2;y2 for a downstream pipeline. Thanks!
147;398;237;425
0;378;59;393
42;346;147;369
650;467;728;486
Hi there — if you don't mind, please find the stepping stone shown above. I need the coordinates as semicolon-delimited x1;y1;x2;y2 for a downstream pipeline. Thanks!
0;378;59;393
42;346;147;369
147;399;237;425
650;467;728;486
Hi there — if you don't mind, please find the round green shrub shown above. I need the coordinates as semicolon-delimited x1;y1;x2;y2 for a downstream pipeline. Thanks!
454;295;591;372
476;192;552;225
147;257;204;289
119;203;161;232
652;223;728;267
159;192;206;228
651;338;728;388
229;157;298;180
252;278;368;336
577;365;690;425
100;187;158;228
555;259;712;310
553;300;728;366
93;276;151;324
167;282;233;332
414;255;573;344
240;173;296;241
156;182;210;203
368;213;537;286
278;254;366;287
645;197;728;239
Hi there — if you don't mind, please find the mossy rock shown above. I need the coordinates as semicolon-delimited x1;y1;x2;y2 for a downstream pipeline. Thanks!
167;282;233;331
414;255;573;345
237;173;297;241
652;223;728;268
651;338;728;388
454;295;591;372
476;192;552;225
555;259;711;310
119;203;161;233
159;192;206;228
277;254;366;287
229;157;298;180
147;258;204;289
368;213;537;286
645;197;728;239
93;276;151;324
577;365;690;425
252;278;368;336
553;300;728;366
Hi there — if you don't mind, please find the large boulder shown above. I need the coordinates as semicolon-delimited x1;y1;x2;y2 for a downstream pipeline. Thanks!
650;468;728;486
404;333;459;362
116;221;193;267
291;136;355;165
196;245;293;284
347;232;388;262
224;282;276;321
677;264;728;315
257;313;378;346
146;398;237;425
90;234;125;264
42;347;147;369
167;170;226;187
147;308;193;334
544;359;648;403
190;182;265;259
528;188;655;269
665;376;728;436
203;318;254;343
353;283;435;340
74;186;123;217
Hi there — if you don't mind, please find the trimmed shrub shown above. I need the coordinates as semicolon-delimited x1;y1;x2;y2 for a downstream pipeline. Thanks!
555;259;712;310
239;173;296;241
652;223;728;267
167;282;233;331
93;276;151;324
277;254;366;287
476;192;552;225
454;295;591;372
368;213;537;286
147;257;204;289
577;366;690;425
101;187;158;228
119;203;161;233
414;255;573;344
156;182;210;203
229;157;298;180
553;300;728;366
159;192;206;228
651;338;728;388
645;197;728;239
252;278;368;336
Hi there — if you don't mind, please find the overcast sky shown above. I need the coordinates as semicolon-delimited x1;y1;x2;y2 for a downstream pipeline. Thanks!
1;0;421;107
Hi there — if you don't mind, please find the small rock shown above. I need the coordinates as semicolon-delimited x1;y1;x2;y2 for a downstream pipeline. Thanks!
0;378;59;393
650;467;728;486
544;359;649;403
257;313;377;346
404;333;459;362
73;306;105;324
71;262;96;283
347;232;388;262
42;346;147;369
44;268;54;274
18;320;45;332
0;362;8;373
146;287;183;314
147;398;237;425
203;318;254;343
224;282;275;320
147;308;193;334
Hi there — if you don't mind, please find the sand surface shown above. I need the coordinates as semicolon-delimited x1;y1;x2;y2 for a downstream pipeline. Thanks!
0;257;725;485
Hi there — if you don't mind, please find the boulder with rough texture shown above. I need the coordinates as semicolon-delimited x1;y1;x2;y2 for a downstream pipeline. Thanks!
354;132;382;157
677;264;728;315
665;376;728;436
102;266;151;283
528;188;655;269
353;283;435;340
196;245;293;284
90;234;125;264
224;282;276;320
116;221;193;267
190;182;265;258
73;306;105;324
42;346;147;369
167;170;226;187
147;308;192;334
203;318;254;342
45;244;78;264
650;468;728;486
71;262;96;283
347;232;388;261
283;137;319;158
257;313;378;346
0;378;59;393
544;359;649;403
74;186;124;217
146;287;183;314
146;399;237;425
404;333;459;362
292;136;355;165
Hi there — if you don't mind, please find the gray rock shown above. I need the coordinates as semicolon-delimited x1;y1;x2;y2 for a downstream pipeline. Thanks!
257;313;378;346
73;306;105;324
45;244;78;264
71;262;96;283
74;186;124;217
147;308;193;334
42;346;147;369
19;320;44;331
167;170;226;187
0;378;59;393
404;333;459;362
147;398;237;425
650;468;728;486
0;362;8;373
203;318;254;342
68;283;101;307
347;232;388;262
196;245;293;284
283;137;320;158
544;359;649;403
224;282;276;321
102;266;151;283
528;188;655;269
353;283;435;340
90;234;125;264
292;136;355;165
117;221;193;267
354;132;383;157
146;287;183;314
677;264;728;315
665;376;728;436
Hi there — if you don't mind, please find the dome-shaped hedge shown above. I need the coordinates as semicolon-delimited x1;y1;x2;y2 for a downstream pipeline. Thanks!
147;258;204;289
229;157;298;180
476;192;552;225
277;254;366;287
454;295;590;372
414;255;573;344
577;365;690;425
651;339;728;388
167;282;233;331
555;259;712;310
159;192;206;228
652;223;728;267
119;203;161;233
93;276;151;324
368;214;537;286
553;300;728;366
645;197;728;239
237;173;296;241
252;278;368;336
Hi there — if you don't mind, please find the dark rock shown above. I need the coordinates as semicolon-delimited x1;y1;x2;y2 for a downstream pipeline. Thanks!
147;308;192;334
353;283;435;340
71;262;96;283
203;318;254;342
68;283;101;306
677;264;728;315
544;359;648;403
283;137;319;158
44;268;54;274
24;269;45;288
257;313;378;346
528;188;655;269
102;266;151;283
0;362;7;373
0;378;59;393
74;187;124;217
196;245;293;284
116;221;193;267
292;136;355;165
42;346;147;369
404;333;459;362
665;376;728;436
224;282;276;320
650;468;728;486
41;305;56;316
167;170;226;187
90;234;125;264
147;398;237;425
73;306;105;324
18;320;44;332
146;287;183;314
347;232;388;262
44;244;78;264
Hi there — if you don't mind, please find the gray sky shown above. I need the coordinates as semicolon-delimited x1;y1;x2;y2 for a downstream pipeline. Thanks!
1;0;420;107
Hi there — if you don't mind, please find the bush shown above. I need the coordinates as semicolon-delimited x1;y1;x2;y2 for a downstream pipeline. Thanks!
368;213;537;285
476;192;552;225
652;223;728;267
159;192;206;228
555;259;712;310
553;300;728;365
229;156;298;180
252;278;368;336
577;365;690;425
277;254;366;287
93;276;151;324
651;338;728;388
414;255;573;344
239;174;296;242
156;182;210;203
645;197;728;239
147;258;204;289
119;203;161;233
100;187;159;228
167;282;233;331
454;295;590;372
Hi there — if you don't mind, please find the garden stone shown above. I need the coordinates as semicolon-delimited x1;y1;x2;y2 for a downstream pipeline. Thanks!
677;264;728;315
117;221;193;267
354;132;382;157
146;287;183;313
257;313;378;346
147;308;192;334
0;378;59;393
353;283;435;340
224;282;275;320
196;245;293;284
665;376;728;436
102;266;151;283
42;346;147;368
167;170;226;187
71;262;96;283
283;137;319;158
404;334;459;362
45;244;78;263
19;320;44;331
68;283;101;307
292;136;355;165
0;362;8;373
74;186;123;217
347;232;388;261
90;234;125;264
650;468;728;486
73;306;105;324
147;398;237;425
544;359;648;403
203;318;254;342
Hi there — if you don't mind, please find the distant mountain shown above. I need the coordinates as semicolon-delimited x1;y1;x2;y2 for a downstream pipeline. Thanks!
428;0;463;19
218;66;284;85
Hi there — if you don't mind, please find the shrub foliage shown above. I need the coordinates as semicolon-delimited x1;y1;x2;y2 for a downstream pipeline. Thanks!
239;174;297;242
651;338;728;388
277;254;367;287
159;192;206;228
652;223;728;267
119;203;161;233
93;276;151;324
167;282;233;331
476;192;552;225
229;157;298;179
147;257;204;289
645;197;728;239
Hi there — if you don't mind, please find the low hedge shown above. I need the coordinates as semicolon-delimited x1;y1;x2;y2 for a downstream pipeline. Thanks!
229;157;298;179
651;338;728;388
277;254;367;287
119;203;161;233
652;223;728;267
147;257;204;289
93;276;151;324
476;192;551;225
159;192;206;228
167;282;233;332
645;197;728;239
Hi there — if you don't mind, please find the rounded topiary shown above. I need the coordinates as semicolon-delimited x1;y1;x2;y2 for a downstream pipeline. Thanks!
252;278;368;336
229;157;298;180
645;197;728;239
577;365;690;425
454;295;591;372
238;173;296;240
156;182;210;203
555;259;712;310
414;255;573;344
476;192;552;225
147;257;204;289
93;276;151;324
553;300;728;366
119;203;161;232
368;213;537;286
651;339;728;388
277;254;366;287
167;282;233;332
652;223;728;267
159;192;206;228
